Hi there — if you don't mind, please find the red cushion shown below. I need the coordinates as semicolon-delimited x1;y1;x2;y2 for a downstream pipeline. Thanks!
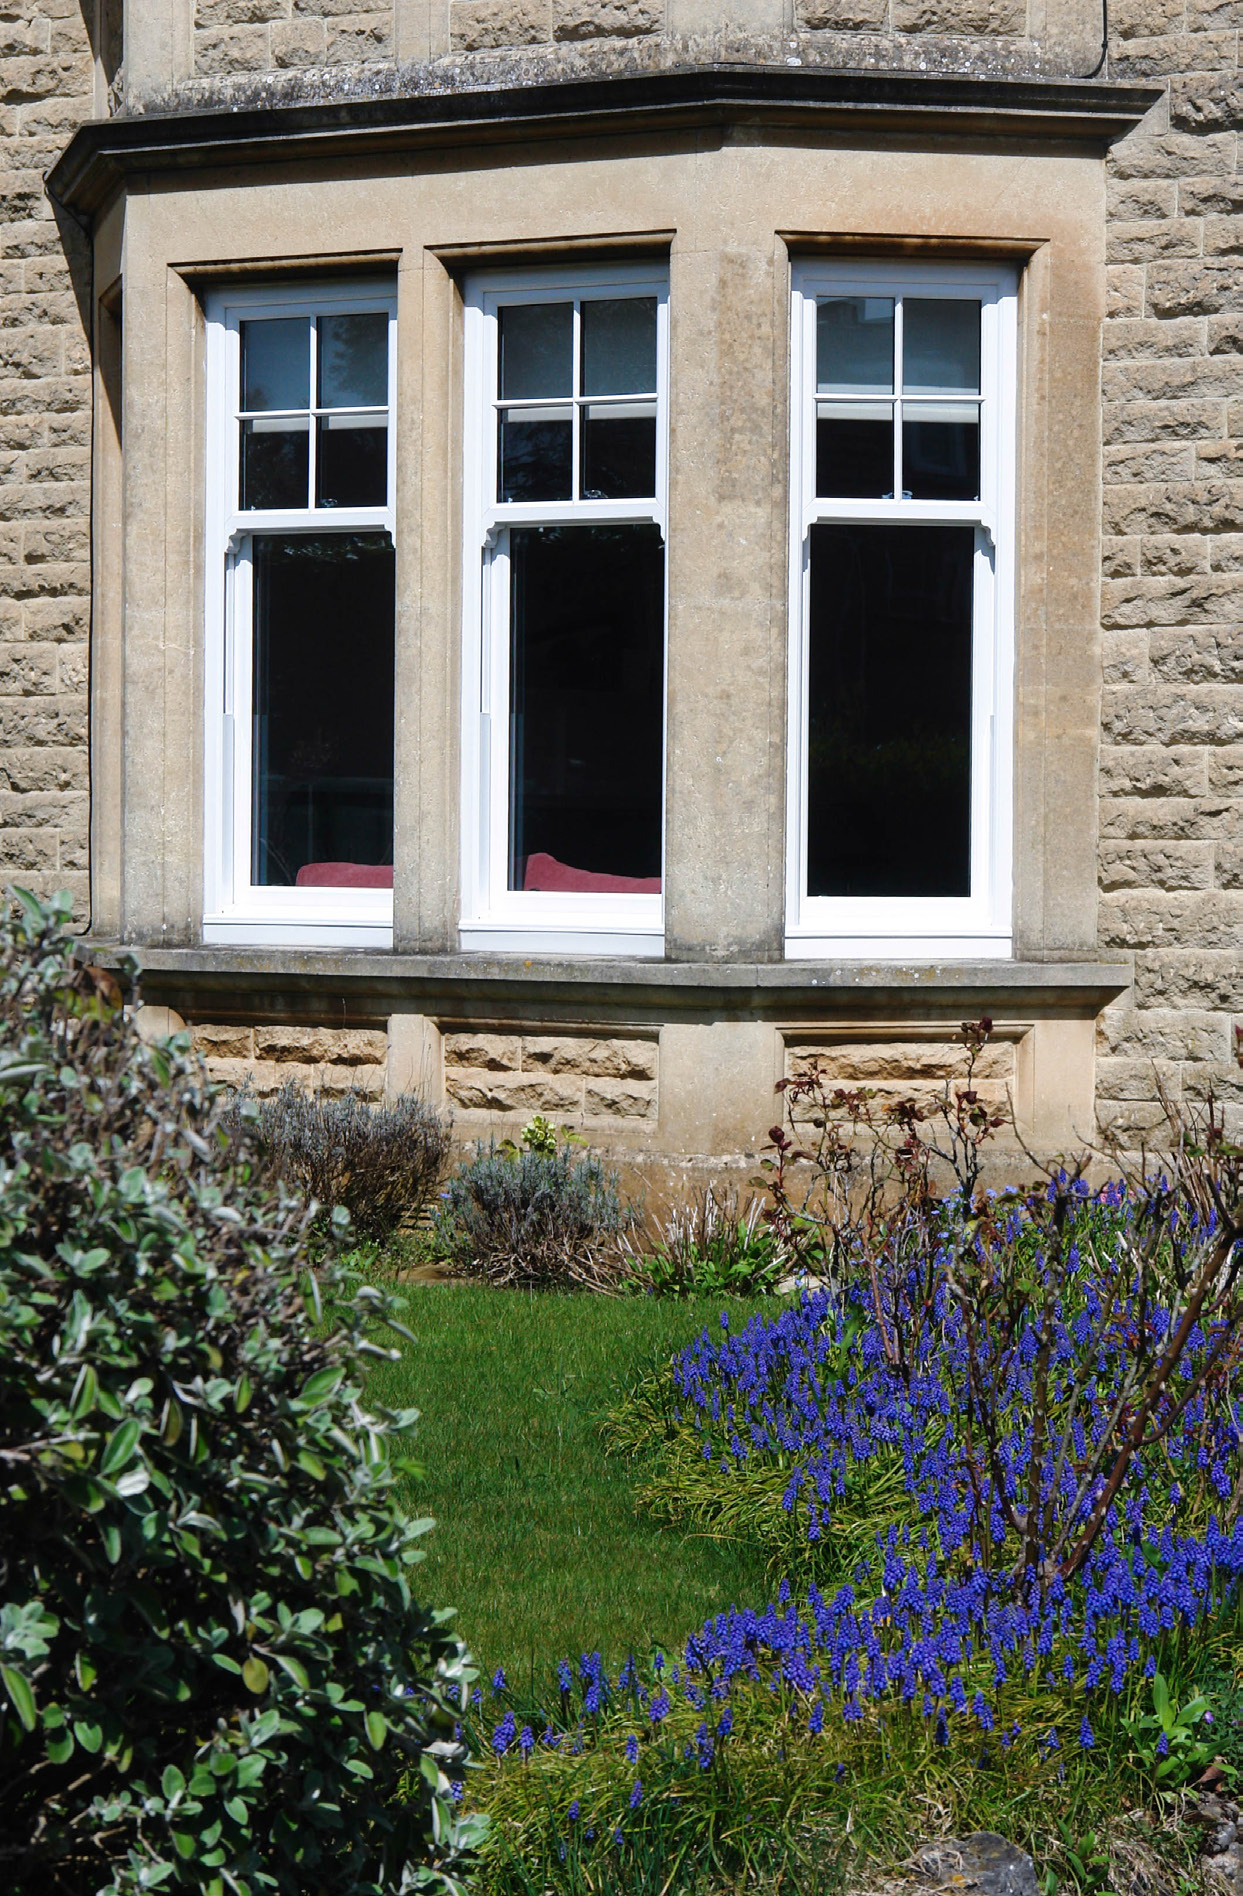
295;862;394;889
523;851;661;895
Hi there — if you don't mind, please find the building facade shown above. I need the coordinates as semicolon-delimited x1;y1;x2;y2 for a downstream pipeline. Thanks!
2;0;1238;1164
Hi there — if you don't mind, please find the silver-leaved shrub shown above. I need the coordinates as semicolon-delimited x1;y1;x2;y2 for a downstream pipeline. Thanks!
0;890;482;1896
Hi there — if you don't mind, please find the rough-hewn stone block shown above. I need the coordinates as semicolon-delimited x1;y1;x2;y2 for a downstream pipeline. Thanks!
1103;316;1204;359
450;0;550;44
893;0;1022;28
798;0;889;24
1100;794;1234;839
252;1024;389;1064
1148;261;1240;317
583;1078;657;1119
1100;889;1243;949
552;0;659;37
1102;686;1243;747
443;1031;521;1071
522;1034;658;1079
1102;627;1148;681
192;1023;256;1059
1150;625;1243;682
444;1072;581;1115
1098;1004;1228;1061
1134;950;1242;1009
1099;840;1215;890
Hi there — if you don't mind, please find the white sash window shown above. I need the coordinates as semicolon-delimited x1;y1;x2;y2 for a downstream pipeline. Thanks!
203;283;397;946
787;260;1017;959
460;265;670;957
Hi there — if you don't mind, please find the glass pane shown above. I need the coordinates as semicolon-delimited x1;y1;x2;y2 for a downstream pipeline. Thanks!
499;303;573;400
499;412;572;503
241;416;309;510
816;403;894;499
807;523;973;899
317;414;387;507
251;534;394;886
817;297;894;395
903;402;980;502
508;524;664;892
582;404;656;498
903;299;980;395
318;312;388;409
241;318;309;412
582;297;657;396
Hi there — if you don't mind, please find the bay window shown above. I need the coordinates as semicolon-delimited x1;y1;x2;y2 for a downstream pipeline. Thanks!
460;265;669;956
787;260;1017;958
203;283;396;946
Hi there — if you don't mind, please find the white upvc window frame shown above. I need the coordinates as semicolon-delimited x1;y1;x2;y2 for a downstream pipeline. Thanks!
786;258;1018;961
459;263;670;958
202;280;397;947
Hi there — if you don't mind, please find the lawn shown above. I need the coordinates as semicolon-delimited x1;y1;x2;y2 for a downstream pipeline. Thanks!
364;1283;773;1687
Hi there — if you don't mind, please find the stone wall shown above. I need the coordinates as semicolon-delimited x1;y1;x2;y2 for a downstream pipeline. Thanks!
443;1029;659;1128
0;0;94;915
1097;19;1243;1140
191;1022;390;1093
194;0;392;78
783;1034;1019;1122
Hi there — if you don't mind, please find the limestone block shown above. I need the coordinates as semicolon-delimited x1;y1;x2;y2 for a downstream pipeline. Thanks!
0;642;58;693
1205;218;1243;257
1100;889;1243;950
135;1005;187;1042
552;0;659;35
317;1063;386;1097
798;0;888;26
1109;132;1235;182
1106;690;1243;747
521;1034;658;1079
1102;574;1240;629
450;0;550;45
196;0;289;22
252;1024;389;1064
0;828;58;869
1148;262;1239;317
444;1071;582;1115
1109;0;1181;33
1096;1056;1183;1100
326;15;392;58
1101;628;1148;681
786;1040;1015;1083
1207;748;1243;792
1100;795;1233;840
1217;846;1243;888
1103;316;1203;359
1210;317;1243;354
194;23;271;68
584;1078;658;1120
1150;627;1243;683
1103;357;1243;402
893;0;1022;28
1106;221;1203;264
271;15;326;56
1104;480;1243;535
1102;540;1140;580
192;1022;255;1058
1102;402;1224;446
443;1031;521;1071
1098;1005;1228;1061
1140;535;1209;574
1114;32;1237;77
1099;841;1214;890
1106;181;1178;219
1134;950;1242;1010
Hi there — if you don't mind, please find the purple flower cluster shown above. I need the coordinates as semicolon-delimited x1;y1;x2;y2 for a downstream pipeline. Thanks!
490;1188;1243;1764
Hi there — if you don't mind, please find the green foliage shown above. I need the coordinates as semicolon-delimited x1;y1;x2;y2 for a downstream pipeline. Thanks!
621;1187;785;1299
240;1081;451;1246
432;1140;630;1291
1123;1671;1214;1786
0;891;480;1896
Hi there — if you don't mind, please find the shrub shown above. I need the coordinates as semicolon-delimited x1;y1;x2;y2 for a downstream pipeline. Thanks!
432;1128;629;1290
0;890;481;1896
244;1081;451;1245
621;1185;786;1298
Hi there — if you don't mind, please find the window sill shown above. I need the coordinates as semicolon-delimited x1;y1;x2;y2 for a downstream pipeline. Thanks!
202;917;394;949
785;934;1013;960
457;922;664;958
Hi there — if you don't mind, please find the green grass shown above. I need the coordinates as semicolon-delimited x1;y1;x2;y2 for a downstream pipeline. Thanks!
364;1282;773;1685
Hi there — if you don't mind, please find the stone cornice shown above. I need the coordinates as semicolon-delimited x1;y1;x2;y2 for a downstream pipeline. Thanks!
48;64;1161;218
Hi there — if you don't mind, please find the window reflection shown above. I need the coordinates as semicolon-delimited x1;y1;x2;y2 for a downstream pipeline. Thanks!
251;534;394;886
807;523;973;899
